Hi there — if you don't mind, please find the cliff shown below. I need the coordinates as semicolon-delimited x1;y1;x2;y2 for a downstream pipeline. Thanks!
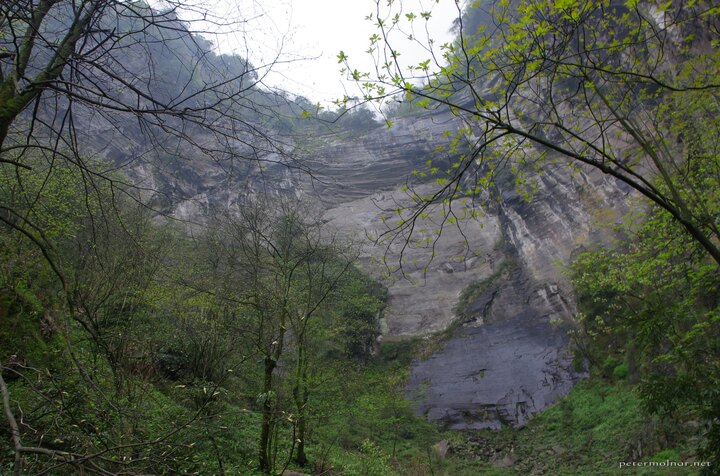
142;107;634;429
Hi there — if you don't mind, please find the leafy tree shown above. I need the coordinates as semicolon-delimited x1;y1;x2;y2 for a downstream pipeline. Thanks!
64;199;168;396
335;271;386;363
284;236;356;467
343;0;720;465
345;0;720;266
196;197;356;473
572;204;720;467
0;159;206;474
1;156;166;392
0;3;305;470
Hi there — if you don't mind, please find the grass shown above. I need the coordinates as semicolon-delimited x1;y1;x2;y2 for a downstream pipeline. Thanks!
282;334;704;476
441;379;702;475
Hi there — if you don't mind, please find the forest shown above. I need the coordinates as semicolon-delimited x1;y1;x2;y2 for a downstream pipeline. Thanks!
1;0;719;475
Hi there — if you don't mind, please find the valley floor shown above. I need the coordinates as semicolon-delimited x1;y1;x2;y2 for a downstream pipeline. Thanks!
276;341;708;476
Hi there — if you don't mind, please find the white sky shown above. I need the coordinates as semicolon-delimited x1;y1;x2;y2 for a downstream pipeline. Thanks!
199;0;460;106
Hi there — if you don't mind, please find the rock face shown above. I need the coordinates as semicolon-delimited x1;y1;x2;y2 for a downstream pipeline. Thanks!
129;107;633;429
315;116;632;337
306;114;634;429
323;185;504;336
407;266;585;430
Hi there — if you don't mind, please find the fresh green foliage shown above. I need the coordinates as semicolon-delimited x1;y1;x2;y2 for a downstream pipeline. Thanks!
348;0;720;268
1;172;712;473
2;1;719;474
0;179;402;474
572;203;720;467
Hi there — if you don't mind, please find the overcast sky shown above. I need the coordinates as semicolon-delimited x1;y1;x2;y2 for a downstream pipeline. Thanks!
202;0;460;106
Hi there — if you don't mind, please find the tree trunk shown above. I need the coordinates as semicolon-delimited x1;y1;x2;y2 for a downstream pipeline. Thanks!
295;391;308;466
259;356;276;474
293;341;309;466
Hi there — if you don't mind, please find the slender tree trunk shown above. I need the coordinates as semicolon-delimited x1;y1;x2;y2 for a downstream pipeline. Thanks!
627;341;640;385
293;341;309;466
1;366;24;476
259;356;276;474
295;387;308;466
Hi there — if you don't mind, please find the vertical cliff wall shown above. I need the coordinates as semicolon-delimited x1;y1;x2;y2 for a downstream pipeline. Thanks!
309;113;635;428
146;108;635;429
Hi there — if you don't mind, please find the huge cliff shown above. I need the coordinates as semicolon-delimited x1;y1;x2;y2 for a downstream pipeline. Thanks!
313;113;635;429
135;106;635;429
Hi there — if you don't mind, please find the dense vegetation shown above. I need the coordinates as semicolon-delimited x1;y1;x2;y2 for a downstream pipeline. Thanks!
571;204;720;467
1;168;716;474
0;164;393;473
350;0;720;473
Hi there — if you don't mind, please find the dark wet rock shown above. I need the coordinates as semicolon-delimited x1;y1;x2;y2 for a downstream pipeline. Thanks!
408;312;585;429
407;265;586;429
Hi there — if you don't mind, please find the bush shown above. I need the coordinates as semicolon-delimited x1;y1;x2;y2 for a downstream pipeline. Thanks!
612;363;629;380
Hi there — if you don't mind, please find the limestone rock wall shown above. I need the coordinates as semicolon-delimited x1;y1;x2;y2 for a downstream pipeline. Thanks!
139;109;634;429
312;114;633;340
304;113;635;429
